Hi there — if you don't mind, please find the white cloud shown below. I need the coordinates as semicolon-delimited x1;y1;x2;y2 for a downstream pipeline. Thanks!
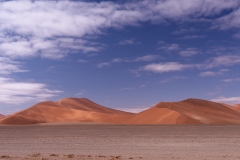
205;55;240;68
172;28;198;35
117;107;149;113
97;55;159;68
214;7;240;30
199;69;228;77
111;58;123;63
118;39;140;45
159;80;170;83
211;96;240;105
0;77;62;104
142;62;192;73
222;78;240;83
0;0;239;60
75;90;86;96
159;43;180;52
179;35;205;39
78;59;88;63
97;62;111;68
179;48;200;57
0;57;27;74
133;55;160;62
199;71;219;77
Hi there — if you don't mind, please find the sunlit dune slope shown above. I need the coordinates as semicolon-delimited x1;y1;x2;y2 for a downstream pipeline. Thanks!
1;98;240;125
155;99;240;124
57;98;130;114
125;106;202;124
0;99;134;125
233;104;240;112
125;98;240;124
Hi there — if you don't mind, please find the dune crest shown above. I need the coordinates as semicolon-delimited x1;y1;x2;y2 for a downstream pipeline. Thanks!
124;98;240;124
155;99;240;124
57;98;130;114
0;98;134;125
1;98;240;125
233;104;240;112
0;114;5;120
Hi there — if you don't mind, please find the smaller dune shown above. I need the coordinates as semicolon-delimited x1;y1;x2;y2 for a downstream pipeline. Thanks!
125;98;240;124
0;114;5;120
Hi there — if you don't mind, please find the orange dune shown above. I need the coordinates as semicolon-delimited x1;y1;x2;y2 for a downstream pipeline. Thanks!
0;98;134;125
57;98;130;114
155;99;240;124
0;114;5;120
125;98;240;124
233;104;240;112
125;105;201;125
1;98;240;125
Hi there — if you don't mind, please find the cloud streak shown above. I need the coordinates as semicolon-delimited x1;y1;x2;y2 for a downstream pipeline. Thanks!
0;77;62;104
212;96;240;105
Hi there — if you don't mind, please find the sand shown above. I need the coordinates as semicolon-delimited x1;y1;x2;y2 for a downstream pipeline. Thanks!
0;124;240;160
0;114;5;120
233;104;240;112
0;98;134;125
2;98;240;125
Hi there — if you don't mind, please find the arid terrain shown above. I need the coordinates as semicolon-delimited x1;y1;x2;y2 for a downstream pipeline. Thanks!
0;114;5;120
1;98;240;159
0;124;240;160
1;98;240;125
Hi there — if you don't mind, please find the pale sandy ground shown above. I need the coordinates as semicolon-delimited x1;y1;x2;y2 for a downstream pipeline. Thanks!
1;124;240;160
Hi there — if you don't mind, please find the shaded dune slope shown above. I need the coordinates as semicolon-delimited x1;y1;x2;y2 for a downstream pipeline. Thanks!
125;99;240;124
1;98;240;125
0;114;5;120
124;106;201;124
155;99;240;124
0;99;134;125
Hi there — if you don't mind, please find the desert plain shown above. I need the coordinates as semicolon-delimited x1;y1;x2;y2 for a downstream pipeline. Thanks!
1;98;240;159
1;124;240;160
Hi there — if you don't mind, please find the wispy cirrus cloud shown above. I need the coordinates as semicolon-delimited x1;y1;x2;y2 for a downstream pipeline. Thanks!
179;35;205;39
97;55;160;68
138;55;240;75
199;69;228;77
158;42;180;52
141;62;192;73
118;39;141;45
222;78;240;83
179;48;201;57
0;77;62;104
204;55;240;68
0;57;27;74
211;96;240;105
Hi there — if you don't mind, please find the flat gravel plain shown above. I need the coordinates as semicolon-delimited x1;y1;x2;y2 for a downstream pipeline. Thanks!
0;124;240;160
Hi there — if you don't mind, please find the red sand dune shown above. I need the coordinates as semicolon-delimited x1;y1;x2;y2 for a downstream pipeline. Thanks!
0;114;5;120
1;98;240;125
125;99;240;124
233;104;240;112
57;98;129;114
0;98;134;125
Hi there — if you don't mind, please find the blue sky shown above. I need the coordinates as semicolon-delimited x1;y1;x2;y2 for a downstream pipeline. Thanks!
1;0;240;114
